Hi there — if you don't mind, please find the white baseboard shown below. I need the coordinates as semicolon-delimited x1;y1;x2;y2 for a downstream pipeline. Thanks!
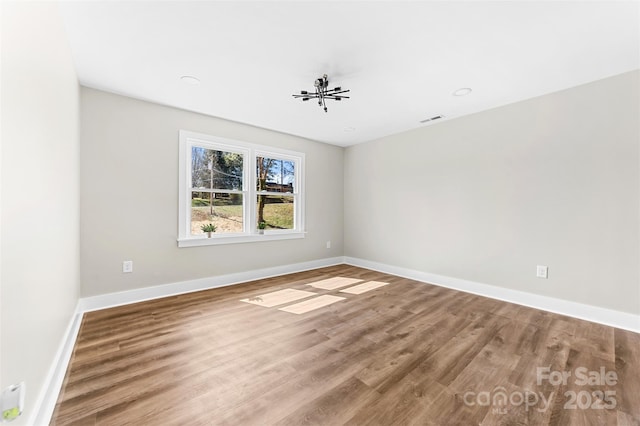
28;301;84;426
79;256;345;312
344;256;640;333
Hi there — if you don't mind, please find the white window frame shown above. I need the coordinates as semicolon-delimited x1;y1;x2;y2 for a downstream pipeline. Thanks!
178;130;305;247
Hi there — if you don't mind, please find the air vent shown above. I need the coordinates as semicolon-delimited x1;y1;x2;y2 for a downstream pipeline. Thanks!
420;115;444;124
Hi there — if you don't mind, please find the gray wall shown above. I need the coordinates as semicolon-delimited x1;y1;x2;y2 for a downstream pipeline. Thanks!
344;71;639;315
1;2;81;423
80;88;344;297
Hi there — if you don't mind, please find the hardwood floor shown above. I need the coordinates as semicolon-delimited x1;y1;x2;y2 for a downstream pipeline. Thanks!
51;265;640;425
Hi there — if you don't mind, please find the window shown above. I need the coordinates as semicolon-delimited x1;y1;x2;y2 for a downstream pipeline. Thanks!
179;130;305;246
256;154;296;230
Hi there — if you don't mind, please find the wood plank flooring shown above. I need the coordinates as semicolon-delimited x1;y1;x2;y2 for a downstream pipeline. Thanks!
51;265;640;425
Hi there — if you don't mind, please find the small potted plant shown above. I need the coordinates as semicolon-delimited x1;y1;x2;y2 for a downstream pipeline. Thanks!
201;223;216;238
257;221;267;235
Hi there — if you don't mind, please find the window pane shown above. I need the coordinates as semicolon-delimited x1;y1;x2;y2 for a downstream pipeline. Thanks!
192;146;243;190
256;195;294;230
191;191;243;235
256;156;295;193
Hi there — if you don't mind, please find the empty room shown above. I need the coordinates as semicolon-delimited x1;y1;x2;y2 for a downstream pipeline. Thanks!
1;1;639;425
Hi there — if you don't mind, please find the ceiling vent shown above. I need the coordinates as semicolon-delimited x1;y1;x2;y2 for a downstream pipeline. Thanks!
420;115;444;124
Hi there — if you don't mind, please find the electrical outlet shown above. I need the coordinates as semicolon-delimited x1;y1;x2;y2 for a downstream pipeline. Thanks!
1;382;25;422
123;260;133;273
536;265;548;279
326;241;331;249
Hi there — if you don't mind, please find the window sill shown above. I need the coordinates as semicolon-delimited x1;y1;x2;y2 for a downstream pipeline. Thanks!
177;232;306;247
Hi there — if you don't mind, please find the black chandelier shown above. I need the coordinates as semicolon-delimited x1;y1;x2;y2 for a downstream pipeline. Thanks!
292;74;350;113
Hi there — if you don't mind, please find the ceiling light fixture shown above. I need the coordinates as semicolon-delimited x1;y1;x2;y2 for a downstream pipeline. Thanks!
292;74;350;113
180;75;200;85
453;87;472;96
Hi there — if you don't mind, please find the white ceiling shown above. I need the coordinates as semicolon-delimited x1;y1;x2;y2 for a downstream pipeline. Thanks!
58;1;639;147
